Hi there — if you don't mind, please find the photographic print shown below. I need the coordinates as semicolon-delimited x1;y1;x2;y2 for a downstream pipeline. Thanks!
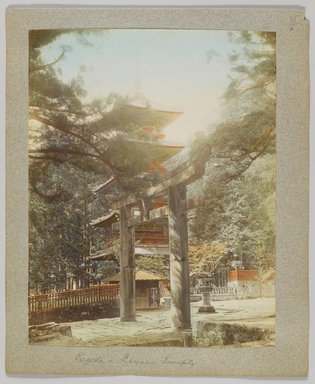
28;28;276;348
6;6;309;376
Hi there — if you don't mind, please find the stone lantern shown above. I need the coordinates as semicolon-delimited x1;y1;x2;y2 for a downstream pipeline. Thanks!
198;285;215;313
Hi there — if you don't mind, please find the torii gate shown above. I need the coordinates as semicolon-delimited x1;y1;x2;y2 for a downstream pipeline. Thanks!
90;100;208;330
104;155;208;330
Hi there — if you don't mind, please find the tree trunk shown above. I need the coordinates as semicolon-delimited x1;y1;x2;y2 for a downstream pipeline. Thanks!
258;269;263;298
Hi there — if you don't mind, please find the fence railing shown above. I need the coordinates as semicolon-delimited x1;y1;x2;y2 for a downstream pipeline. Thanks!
190;286;236;295
212;287;236;294
29;284;119;313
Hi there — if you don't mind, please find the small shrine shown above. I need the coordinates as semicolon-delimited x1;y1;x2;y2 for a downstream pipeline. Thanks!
103;269;168;310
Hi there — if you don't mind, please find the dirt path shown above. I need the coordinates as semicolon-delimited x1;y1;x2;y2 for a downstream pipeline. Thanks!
41;297;275;347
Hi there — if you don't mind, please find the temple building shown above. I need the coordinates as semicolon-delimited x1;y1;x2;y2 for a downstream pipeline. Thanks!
103;269;168;310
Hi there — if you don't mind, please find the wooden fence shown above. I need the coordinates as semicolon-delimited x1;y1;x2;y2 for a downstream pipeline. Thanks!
190;286;236;295
190;286;237;301
29;284;119;313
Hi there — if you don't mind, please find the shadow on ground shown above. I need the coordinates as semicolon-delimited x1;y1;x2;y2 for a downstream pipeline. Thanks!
30;297;275;348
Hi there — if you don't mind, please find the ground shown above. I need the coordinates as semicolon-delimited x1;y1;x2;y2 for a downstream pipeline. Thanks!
39;297;275;348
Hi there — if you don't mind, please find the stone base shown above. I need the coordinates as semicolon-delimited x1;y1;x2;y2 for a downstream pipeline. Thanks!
120;316;136;322
198;305;216;313
193;321;271;346
29;322;72;343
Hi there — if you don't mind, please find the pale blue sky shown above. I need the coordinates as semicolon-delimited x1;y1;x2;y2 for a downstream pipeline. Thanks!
41;29;242;143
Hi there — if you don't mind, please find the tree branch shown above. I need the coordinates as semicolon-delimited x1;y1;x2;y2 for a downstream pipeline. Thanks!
29;147;100;158
29;105;93;117
223;138;273;183
29;155;58;161
29;112;127;191
224;124;275;166
237;78;276;97
29;49;65;73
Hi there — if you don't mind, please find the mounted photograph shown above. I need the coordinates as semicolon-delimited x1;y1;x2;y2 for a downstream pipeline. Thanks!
28;28;276;348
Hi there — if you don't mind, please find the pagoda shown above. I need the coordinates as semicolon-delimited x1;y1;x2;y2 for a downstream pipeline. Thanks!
90;99;209;330
89;99;184;257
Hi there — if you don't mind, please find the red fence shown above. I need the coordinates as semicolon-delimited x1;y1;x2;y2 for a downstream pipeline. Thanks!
228;270;259;282
28;284;119;313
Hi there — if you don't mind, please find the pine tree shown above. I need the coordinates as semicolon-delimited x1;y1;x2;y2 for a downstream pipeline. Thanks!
28;30;175;293
190;31;276;180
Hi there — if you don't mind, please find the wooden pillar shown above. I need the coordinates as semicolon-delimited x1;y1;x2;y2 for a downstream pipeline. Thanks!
168;184;191;330
119;206;136;321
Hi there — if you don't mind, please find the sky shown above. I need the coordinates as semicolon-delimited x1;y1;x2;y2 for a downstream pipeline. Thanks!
41;29;241;144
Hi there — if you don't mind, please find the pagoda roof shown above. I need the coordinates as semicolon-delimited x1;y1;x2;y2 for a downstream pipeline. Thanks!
125;99;182;113
92;99;185;196
90;210;119;228
90;211;169;230
89;249;116;261
124;99;183;131
127;138;185;163
92;139;185;196
89;244;164;260
104;268;167;282
92;177;117;194
137;245;169;255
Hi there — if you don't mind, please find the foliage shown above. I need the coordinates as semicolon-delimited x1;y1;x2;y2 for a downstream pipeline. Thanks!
29;29;176;197
190;31;276;180
90;261;120;284
28;29;176;293
219;169;275;268
136;255;169;277
188;32;276;278
189;242;228;278
28;30;276;292
190;181;226;242
190;155;275;272
28;162;110;293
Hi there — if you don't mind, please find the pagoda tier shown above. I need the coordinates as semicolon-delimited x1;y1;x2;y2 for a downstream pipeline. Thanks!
92;100;185;196
124;99;183;132
89;245;169;262
91;212;169;245
90;205;169;262
104;268;167;283
90;210;120;228
90;196;167;228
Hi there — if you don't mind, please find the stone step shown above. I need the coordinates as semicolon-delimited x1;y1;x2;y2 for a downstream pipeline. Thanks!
29;322;72;343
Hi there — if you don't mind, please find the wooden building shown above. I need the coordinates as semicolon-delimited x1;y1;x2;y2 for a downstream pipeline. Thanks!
90;209;169;249
103;269;168;309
